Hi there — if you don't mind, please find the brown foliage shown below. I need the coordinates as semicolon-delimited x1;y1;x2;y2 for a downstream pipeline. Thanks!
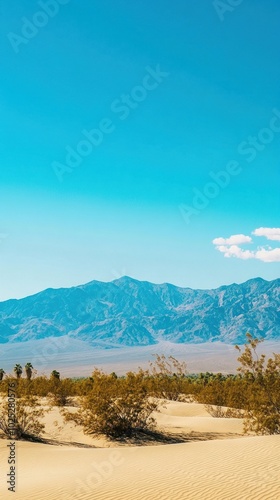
235;333;280;434
0;396;47;440
146;354;190;401
62;368;159;439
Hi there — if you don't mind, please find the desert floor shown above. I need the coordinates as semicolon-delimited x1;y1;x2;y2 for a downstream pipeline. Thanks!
2;339;280;376
0;400;280;500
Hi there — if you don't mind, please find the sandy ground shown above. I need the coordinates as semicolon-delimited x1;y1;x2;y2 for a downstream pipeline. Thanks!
0;401;279;500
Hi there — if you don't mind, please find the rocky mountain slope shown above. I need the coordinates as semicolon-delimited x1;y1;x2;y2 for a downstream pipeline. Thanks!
0;277;279;346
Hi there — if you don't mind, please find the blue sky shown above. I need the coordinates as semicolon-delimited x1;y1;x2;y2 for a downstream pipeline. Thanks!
0;0;279;301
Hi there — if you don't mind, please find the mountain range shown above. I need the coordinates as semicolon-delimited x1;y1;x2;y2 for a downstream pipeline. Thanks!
0;277;279;346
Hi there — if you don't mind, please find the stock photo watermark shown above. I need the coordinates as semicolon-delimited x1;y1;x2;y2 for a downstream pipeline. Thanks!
179;108;280;225
7;0;71;54
51;64;169;182
6;382;17;493
213;0;244;22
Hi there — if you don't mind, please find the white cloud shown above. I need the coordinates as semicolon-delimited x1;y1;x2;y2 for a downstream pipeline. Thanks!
252;227;280;241
213;234;252;246
213;227;280;263
216;245;255;260
255;247;280;262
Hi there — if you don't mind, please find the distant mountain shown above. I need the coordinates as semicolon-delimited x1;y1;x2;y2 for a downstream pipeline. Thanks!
0;277;279;346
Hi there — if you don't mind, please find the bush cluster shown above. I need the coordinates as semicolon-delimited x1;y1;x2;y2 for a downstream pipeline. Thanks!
0;334;279;440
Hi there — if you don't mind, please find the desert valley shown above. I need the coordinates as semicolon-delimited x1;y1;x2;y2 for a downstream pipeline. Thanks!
1;1;280;498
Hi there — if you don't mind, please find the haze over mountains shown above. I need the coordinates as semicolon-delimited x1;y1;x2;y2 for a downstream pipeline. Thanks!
0;277;279;347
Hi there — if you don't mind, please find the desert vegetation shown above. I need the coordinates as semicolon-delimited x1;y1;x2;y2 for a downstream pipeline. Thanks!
62;368;159;439
0;395;47;440
0;334;279;442
236;334;280;434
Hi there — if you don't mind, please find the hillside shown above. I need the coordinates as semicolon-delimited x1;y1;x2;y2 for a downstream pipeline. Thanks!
0;277;279;346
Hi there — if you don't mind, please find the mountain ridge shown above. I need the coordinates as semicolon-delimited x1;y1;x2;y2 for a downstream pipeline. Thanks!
0;276;279;346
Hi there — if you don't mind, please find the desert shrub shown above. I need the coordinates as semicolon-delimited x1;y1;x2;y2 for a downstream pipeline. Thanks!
205;404;243;418
194;378;228;406
0;396;47;440
0;372;47;397
76;377;94;396
205;405;226;418
193;373;252;412
221;376;249;410
48;378;75;407
0;375;54;398
62;368;159;439
0;377;32;398
29;376;52;397
0;377;9;396
146;354;189;401
236;333;280;435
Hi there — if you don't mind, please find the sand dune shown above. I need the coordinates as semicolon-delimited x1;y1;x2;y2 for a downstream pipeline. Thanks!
156;401;244;436
0;401;279;500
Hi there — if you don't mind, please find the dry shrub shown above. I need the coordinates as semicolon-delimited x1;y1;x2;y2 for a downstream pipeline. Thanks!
146;354;189;401
236;334;280;435
62;368;160;439
0;396;47;440
48;378;75;407
205;404;243;418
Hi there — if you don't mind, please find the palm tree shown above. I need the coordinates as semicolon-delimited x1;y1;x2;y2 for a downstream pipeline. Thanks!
51;370;60;380
14;364;23;379
25;362;33;380
0;368;5;381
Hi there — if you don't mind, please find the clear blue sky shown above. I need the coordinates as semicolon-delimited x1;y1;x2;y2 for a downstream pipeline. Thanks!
0;0;279;301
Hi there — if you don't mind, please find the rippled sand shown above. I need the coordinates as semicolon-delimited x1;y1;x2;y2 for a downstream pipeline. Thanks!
0;401;279;500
